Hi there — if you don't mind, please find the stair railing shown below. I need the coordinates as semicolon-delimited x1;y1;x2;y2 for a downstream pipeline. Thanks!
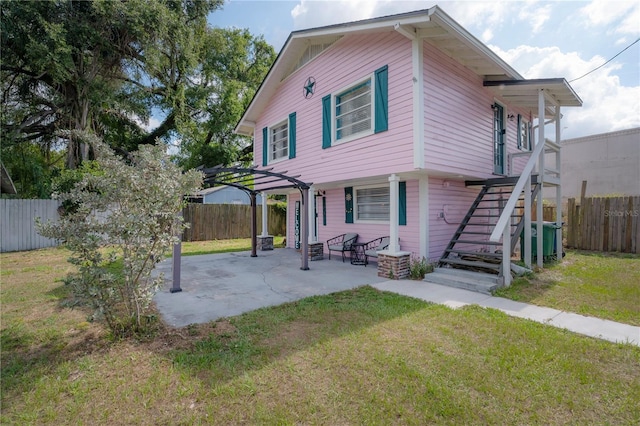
489;129;548;286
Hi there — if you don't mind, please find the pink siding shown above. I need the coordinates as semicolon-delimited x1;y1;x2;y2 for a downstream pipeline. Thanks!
423;42;536;179
255;32;414;186
286;181;421;257
428;178;482;262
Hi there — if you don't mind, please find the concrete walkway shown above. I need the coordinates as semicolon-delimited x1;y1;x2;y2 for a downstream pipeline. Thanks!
373;280;640;346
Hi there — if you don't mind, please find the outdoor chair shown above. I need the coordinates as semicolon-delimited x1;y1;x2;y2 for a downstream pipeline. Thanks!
363;236;391;265
326;233;358;262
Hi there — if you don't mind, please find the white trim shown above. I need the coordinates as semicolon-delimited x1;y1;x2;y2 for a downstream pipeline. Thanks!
419;176;429;259
285;194;290;248
261;191;268;237
388;174;400;253
413;37;425;169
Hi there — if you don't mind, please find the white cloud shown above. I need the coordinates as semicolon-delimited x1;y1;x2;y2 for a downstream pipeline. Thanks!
579;0;640;35
482;28;493;42
518;1;551;34
491;44;640;138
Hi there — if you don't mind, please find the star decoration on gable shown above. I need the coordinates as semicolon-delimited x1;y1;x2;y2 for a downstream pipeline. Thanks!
303;77;316;99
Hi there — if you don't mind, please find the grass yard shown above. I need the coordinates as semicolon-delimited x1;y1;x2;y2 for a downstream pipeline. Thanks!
496;250;640;326
2;246;639;424
180;236;286;256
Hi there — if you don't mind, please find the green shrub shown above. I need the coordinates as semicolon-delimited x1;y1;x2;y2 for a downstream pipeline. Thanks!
409;255;433;280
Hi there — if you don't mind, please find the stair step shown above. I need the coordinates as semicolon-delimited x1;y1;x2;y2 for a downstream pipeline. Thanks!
444;249;502;258
452;240;503;245
470;214;523;218
434;267;501;283
457;231;493;235
439;258;502;271
424;269;500;294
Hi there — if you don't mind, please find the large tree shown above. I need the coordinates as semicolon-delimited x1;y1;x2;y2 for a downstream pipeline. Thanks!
1;0;274;195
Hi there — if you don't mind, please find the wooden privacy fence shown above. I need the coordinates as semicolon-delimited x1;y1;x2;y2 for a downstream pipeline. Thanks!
567;196;639;253
182;203;286;242
1;199;61;252
531;203;558;222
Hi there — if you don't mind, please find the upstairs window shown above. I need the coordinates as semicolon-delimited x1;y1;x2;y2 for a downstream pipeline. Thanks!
336;79;372;141
517;114;531;151
322;65;388;149
261;112;296;166
269;119;288;162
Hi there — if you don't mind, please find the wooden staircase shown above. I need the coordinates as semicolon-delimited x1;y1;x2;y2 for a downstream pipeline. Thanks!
435;176;540;288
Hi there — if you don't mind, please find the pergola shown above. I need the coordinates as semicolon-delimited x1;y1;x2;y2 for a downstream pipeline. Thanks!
170;166;312;293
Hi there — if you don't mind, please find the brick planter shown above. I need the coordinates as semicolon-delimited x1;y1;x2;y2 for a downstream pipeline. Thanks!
308;242;324;261
377;251;411;280
257;235;274;251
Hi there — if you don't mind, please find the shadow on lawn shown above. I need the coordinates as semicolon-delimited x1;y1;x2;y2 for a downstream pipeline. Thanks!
2;284;432;400
0;284;110;402
165;286;431;384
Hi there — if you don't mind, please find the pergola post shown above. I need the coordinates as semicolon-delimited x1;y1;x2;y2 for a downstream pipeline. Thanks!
251;192;257;257
170;211;183;293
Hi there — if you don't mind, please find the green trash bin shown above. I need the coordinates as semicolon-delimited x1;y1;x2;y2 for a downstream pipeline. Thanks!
521;222;561;261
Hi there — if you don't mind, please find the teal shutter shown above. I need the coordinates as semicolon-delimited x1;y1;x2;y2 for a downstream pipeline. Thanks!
288;112;296;159
374;65;388;133
262;127;268;166
322;196;326;226
399;181;406;226
322;95;331;149
345;187;353;223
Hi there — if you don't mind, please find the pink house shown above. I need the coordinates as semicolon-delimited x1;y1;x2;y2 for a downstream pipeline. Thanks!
235;7;582;287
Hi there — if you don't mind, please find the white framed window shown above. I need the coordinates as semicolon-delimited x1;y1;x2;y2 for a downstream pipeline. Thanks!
355;185;389;222
517;114;531;151
322;65;387;149
269;119;288;162
335;77;373;142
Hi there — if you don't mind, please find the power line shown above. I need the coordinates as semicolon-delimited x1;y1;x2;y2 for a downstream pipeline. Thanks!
569;37;640;83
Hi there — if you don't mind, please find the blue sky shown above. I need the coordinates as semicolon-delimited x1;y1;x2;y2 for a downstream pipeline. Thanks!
203;0;640;140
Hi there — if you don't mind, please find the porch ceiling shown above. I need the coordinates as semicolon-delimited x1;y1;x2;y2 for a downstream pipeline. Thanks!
483;79;583;116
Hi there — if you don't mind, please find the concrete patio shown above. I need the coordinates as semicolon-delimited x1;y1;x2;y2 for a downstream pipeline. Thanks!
153;248;639;346
153;248;386;327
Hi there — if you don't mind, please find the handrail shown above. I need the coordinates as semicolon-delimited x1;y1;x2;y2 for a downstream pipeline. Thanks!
489;135;547;242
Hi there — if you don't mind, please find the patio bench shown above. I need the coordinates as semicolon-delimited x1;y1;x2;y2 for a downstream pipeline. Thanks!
363;236;393;265
326;233;358;262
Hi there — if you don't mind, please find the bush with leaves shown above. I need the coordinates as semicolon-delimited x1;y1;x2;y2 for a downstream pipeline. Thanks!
38;133;202;337
408;255;434;280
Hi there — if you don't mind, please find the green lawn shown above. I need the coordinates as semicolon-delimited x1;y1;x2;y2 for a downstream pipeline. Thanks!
496;250;640;326
2;246;639;424
180;236;286;256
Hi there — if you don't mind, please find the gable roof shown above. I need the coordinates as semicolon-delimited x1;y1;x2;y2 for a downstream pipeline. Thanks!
235;6;525;136
235;5;582;136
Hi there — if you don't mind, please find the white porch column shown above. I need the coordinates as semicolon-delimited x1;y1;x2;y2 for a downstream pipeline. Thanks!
536;89;545;268
555;106;563;260
261;191;268;237
285;193;290;248
419;176;429;259
308;185;317;243
388;174;400;253
502;220;511;287
524;176;532;268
